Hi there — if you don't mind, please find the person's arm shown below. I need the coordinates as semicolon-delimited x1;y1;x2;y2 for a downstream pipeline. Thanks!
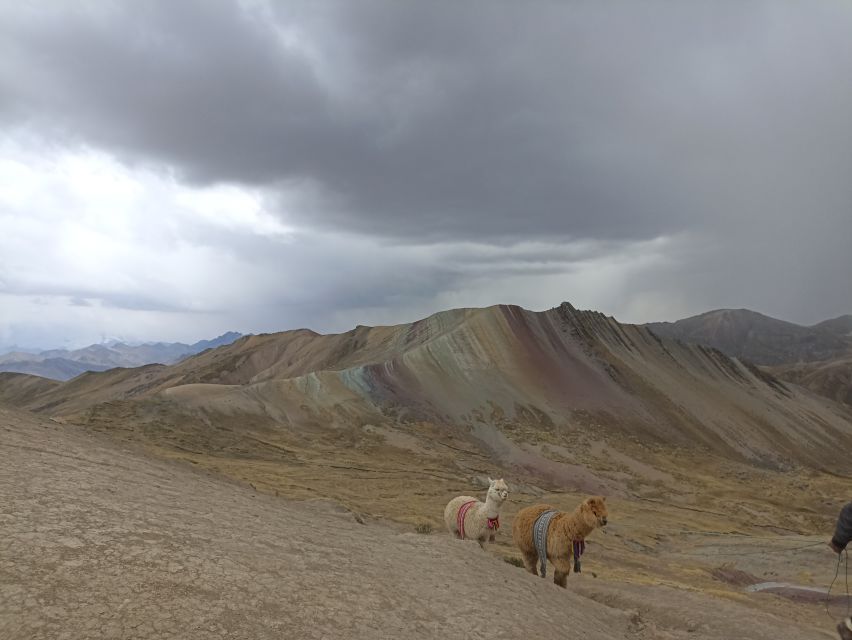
831;502;852;553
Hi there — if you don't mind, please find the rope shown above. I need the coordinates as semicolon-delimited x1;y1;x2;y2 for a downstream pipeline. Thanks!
668;539;851;622
709;541;826;557
671;540;826;559
825;549;850;621
674;541;849;622
665;529;814;541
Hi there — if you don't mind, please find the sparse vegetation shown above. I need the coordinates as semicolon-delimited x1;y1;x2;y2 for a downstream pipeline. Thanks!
503;556;524;568
415;522;433;534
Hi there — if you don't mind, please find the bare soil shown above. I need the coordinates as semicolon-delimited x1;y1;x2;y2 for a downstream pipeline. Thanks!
1;407;844;639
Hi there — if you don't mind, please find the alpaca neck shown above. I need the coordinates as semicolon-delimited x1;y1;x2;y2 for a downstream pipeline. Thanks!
483;493;502;519
567;507;595;539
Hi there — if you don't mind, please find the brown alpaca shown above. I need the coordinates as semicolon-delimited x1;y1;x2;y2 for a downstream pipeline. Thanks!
512;496;608;588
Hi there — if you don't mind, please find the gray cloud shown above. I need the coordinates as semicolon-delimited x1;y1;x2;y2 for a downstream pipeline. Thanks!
2;1;849;242
0;0;851;348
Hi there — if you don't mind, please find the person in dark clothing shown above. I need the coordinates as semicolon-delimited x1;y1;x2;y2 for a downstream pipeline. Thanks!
831;502;852;553
830;502;852;640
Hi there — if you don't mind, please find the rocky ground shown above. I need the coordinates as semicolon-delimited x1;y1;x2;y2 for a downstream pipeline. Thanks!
1;406;847;639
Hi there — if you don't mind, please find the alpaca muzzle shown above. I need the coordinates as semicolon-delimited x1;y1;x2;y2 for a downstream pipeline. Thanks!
600;517;608;526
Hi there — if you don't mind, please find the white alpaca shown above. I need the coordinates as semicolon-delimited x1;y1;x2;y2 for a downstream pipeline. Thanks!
443;478;509;548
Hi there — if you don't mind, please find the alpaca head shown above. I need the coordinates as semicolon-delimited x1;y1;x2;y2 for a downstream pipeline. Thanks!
487;478;509;503
580;496;608;528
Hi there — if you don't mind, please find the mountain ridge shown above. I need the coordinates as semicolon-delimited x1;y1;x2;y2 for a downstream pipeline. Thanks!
0;331;243;380
3;302;850;475
645;308;852;366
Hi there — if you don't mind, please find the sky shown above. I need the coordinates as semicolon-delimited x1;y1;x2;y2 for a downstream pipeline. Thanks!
1;1;851;350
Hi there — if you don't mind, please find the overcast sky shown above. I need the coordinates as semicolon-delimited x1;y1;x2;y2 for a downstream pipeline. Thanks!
1;1;851;350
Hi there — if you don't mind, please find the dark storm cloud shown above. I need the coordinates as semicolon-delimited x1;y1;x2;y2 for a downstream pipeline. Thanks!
1;0;851;343
3;1;850;244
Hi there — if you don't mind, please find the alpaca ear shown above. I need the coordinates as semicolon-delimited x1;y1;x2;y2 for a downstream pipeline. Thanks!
602;496;607;503
488;477;494;485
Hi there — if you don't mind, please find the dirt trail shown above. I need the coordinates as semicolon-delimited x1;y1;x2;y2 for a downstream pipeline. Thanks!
0;408;831;639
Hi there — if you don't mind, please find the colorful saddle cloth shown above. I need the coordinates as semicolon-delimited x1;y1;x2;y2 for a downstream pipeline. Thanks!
533;510;586;577
457;500;477;539
533;510;558;577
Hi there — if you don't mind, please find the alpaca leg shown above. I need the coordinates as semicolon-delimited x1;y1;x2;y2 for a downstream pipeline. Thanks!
477;536;487;549
521;551;538;576
553;569;569;588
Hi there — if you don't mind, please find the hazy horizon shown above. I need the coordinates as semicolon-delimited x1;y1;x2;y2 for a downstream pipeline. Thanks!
3;303;851;354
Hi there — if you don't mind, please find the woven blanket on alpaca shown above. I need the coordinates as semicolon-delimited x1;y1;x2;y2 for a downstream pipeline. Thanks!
457;500;477;539
533;510;558;577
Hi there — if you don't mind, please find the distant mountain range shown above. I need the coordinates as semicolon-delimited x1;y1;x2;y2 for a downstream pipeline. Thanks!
644;309;852;405
644;309;852;366
4;306;850;408
0;332;243;381
2;303;850;473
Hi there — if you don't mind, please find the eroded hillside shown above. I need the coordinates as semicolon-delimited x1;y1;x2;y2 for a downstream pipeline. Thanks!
5;303;851;473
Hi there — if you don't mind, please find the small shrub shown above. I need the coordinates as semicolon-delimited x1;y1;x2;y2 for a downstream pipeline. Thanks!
415;523;433;534
504;556;524;568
